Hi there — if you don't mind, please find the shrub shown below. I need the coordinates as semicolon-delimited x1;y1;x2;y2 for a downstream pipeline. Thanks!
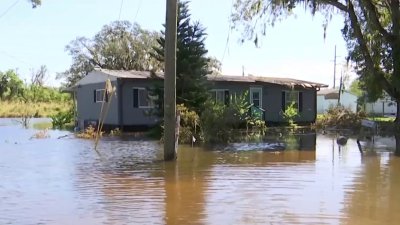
281;101;299;127
76;125;102;139
201;92;266;144
50;110;73;129
315;105;366;130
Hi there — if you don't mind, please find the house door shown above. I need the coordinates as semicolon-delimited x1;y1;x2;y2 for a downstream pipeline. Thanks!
250;87;262;108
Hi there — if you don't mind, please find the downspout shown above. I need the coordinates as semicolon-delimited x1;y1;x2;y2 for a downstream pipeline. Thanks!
117;78;124;130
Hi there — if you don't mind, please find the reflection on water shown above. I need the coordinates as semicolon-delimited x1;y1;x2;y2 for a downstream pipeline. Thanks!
1;118;400;224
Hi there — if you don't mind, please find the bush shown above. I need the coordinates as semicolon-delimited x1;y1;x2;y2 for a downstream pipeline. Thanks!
315;105;366;130
177;104;200;144
282;101;299;127
201;92;266;144
50;110;74;129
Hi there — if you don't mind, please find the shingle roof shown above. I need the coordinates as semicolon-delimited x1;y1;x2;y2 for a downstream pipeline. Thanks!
94;69;328;88
207;74;328;88
99;69;163;79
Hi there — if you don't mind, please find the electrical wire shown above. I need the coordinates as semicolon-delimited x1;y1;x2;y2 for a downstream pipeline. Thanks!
133;0;143;22
0;0;20;20
118;0;124;20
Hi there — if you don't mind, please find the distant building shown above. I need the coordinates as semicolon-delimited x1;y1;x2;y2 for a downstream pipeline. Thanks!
317;88;358;113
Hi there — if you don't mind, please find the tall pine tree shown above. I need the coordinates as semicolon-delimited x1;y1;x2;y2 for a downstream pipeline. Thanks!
152;0;210;112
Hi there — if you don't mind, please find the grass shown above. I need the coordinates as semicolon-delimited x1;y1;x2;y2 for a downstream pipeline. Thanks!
0;100;72;118
368;116;395;122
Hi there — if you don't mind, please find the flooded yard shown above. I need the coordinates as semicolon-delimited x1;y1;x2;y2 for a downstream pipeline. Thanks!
1;118;400;224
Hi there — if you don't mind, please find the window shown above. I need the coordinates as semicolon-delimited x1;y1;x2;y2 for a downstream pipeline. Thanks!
250;87;262;108
282;91;303;112
210;89;229;104
94;89;108;103
133;88;155;108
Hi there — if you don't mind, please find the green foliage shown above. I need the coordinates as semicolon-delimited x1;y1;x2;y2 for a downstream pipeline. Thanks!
315;105;366;130
59;21;162;87
201;92;266;143
282;101;299;127
177;104;200;144
50;110;74;129
0;70;24;100
152;1;211;112
232;0;400;123
349;79;363;97
0;69;71;103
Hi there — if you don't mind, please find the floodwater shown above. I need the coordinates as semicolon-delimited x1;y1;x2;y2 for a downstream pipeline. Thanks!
1;118;400;225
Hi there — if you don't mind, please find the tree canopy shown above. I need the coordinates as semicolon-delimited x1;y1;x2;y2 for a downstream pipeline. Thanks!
58;21;162;87
152;1;211;111
29;0;41;8
232;0;400;123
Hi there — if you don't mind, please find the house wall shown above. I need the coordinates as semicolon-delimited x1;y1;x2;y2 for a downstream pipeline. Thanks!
317;92;358;113
121;79;160;126
75;78;119;130
365;100;397;115
211;81;317;123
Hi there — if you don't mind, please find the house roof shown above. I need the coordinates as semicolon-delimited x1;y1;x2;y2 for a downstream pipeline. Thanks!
98;69;163;79
317;88;357;100
207;74;328;88
73;69;328;89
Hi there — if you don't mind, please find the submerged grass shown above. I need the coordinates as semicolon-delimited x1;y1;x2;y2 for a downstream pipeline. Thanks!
0;101;72;118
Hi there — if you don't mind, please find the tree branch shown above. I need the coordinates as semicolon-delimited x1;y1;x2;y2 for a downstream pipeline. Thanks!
347;0;394;96
322;0;348;12
361;0;394;41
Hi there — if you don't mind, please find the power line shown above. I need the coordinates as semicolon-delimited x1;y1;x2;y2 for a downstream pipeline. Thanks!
118;0;124;20
221;0;234;64
0;0;20;20
134;0;143;22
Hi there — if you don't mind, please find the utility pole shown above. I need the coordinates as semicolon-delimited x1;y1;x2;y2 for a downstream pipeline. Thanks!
164;0;178;161
333;45;337;89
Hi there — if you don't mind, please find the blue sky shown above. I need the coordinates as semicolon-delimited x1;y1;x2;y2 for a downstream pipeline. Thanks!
0;0;350;87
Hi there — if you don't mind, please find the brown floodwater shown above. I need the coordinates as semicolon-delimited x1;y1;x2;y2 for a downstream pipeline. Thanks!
1;118;400;225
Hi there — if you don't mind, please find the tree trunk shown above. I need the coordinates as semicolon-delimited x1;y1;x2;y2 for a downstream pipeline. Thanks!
395;132;400;156
395;100;400;126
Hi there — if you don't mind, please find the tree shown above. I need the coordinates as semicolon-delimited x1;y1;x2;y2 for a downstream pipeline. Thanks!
349;79;363;97
152;1;211;112
29;0;41;8
232;0;400;125
31;65;47;87
58;21;162;87
0;70;24;100
208;57;222;75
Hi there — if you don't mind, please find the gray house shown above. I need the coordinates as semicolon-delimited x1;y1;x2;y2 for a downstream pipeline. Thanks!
69;69;327;130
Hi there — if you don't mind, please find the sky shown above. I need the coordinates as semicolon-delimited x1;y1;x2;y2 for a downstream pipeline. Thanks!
0;0;352;87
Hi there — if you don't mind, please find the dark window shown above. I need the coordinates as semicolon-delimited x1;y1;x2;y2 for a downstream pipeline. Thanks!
94;89;107;103
133;88;155;108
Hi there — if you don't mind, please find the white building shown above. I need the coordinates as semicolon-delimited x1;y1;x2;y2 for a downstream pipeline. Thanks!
317;88;358;113
365;94;397;116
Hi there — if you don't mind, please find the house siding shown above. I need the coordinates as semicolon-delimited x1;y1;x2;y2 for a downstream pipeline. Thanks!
76;80;119;129
121;79;160;126
211;81;317;123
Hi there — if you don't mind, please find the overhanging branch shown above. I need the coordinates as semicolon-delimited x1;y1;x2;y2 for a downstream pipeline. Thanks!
361;0;394;42
347;0;394;96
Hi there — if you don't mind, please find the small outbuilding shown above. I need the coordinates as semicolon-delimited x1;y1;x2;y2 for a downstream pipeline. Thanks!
317;88;358;113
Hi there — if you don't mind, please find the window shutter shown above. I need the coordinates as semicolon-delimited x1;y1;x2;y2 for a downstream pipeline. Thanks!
299;92;303;112
224;90;230;105
281;91;286;111
133;89;138;108
94;90;96;102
